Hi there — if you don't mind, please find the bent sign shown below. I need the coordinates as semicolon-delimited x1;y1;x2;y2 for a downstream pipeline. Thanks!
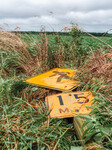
45;91;94;118
24;68;79;91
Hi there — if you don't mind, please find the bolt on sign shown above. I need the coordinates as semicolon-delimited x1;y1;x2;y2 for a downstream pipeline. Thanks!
45;91;94;118
24;68;79;91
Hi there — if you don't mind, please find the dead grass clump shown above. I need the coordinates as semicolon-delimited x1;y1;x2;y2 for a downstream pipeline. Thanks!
0;31;25;50
0;32;40;76
77;49;112;97
79;50;112;81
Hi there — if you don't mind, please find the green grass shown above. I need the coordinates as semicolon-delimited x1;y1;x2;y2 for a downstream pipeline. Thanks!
0;30;112;149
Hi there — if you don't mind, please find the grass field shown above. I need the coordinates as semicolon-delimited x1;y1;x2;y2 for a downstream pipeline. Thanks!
0;29;112;150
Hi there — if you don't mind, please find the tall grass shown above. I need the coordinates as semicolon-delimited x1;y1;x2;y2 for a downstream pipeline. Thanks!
0;32;40;76
75;47;112;149
0;77;76;150
77;48;112;98
0;28;112;149
0;31;77;149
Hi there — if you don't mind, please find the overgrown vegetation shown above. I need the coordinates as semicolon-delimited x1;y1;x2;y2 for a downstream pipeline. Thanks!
75;48;112;149
0;25;112;150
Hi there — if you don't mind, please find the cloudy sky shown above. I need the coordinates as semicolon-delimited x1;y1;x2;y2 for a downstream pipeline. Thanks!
0;0;112;32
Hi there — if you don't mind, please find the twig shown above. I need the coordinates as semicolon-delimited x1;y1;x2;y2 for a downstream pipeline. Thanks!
85;32;112;49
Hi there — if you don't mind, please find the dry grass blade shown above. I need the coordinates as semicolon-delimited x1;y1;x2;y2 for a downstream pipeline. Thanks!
85;32;112;49
102;28;112;37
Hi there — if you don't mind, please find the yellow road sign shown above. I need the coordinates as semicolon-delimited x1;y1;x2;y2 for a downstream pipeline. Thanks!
24;68;79;91
45;91;94;118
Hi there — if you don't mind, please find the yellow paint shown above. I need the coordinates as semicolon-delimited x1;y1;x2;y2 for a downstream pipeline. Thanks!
45;91;94;118
24;68;79;91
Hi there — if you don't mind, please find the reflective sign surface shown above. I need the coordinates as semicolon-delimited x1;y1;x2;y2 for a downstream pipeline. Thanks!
45;91;94;118
24;68;79;91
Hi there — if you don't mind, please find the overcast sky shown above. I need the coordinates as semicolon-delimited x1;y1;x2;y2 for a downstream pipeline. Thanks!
0;0;112;32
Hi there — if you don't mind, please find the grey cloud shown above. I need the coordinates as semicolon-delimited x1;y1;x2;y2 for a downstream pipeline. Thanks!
1;0;112;18
0;0;112;32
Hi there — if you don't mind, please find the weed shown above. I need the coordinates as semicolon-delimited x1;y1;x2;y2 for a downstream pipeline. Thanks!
75;46;112;149
0;30;112;149
81;93;112;149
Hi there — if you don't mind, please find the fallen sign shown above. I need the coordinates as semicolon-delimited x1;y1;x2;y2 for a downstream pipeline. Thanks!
45;91;94;118
24;68;79;92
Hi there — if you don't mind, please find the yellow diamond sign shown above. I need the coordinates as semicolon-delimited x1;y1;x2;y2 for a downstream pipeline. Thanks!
24;68;79;91
45;91;94;118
